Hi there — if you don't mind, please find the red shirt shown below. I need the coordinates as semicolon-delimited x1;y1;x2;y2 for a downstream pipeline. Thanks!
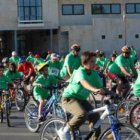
17;62;35;76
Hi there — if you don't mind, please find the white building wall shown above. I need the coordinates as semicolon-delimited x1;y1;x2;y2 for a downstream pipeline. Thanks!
58;0;140;55
0;0;59;30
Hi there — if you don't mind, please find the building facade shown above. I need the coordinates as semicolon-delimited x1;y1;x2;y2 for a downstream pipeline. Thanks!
0;0;140;58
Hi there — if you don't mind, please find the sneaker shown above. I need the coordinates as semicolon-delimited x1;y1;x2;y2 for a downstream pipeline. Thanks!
57;128;71;140
37;116;45;122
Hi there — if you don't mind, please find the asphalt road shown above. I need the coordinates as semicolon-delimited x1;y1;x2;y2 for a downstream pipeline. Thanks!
0;100;110;140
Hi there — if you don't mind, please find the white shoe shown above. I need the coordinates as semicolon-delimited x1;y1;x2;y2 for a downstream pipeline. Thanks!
57;128;71;140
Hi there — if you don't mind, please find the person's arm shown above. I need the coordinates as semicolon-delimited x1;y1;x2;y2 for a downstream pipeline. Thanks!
120;66;131;77
79;79;105;95
66;66;72;77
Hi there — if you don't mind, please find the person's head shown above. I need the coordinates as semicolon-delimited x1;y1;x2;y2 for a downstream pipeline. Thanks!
2;57;9;67
19;56;26;63
95;50;100;57
110;54;117;62
9;62;17;72
47;51;52;55
81;51;96;70
28;51;33;56
71;44;81;56
12;51;17;57
121;45;130;58
34;54;40;59
0;63;4;76
99;51;105;58
51;53;58;62
37;62;49;76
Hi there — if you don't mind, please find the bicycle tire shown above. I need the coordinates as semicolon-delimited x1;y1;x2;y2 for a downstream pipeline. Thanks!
0;110;3;123
87;93;97;108
99;123;140;140
40;117;75;140
129;101;140;131
5;102;11;127
15;89;26;111
24;100;40;132
115;100;136;123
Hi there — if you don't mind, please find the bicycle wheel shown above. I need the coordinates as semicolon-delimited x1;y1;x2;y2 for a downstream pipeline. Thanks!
15;89;26;111
116;100;136;123
0;110;3;123
87;93;97;108
24;100;40;132
5;102;11;127
99;123;140;140
129;102;140;131
52;103;67;120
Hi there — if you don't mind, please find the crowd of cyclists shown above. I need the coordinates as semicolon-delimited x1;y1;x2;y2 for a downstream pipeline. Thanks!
0;43;140;140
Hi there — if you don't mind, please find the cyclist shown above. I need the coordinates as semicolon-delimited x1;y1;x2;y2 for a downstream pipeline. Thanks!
58;51;105;140
46;50;52;61
0;63;12;107
5;62;23;82
60;44;81;80
32;63;58;121
9;51;20;66
26;51;35;64
34;54;44;66
46;53;62;78
108;45;137;96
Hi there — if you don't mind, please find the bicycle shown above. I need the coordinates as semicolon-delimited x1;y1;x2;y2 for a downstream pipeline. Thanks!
9;78;26;111
129;101;140;131
24;83;67;132
0;89;12;127
40;94;140;140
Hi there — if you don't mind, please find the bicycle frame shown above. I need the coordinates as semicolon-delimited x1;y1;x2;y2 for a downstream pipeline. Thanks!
29;87;60;120
85;101;121;140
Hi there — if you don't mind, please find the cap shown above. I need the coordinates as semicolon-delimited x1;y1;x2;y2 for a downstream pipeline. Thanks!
12;51;16;56
37;62;49;71
34;54;40;58
51;53;58;59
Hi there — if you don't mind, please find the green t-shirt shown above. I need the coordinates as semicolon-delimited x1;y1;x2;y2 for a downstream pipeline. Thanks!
133;72;140;96
34;58;44;66
47;60;61;77
46;55;51;61
108;54;134;76
5;70;23;82
9;56;20;66
96;57;109;70
33;75;58;100
26;55;34;64
63;66;103;100
0;75;12;90
60;52;81;77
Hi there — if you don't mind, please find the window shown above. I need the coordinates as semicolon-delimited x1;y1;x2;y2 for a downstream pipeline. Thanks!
118;34;122;39
101;35;106;39
135;34;139;38
62;4;84;15
92;4;121;14
126;3;140;14
17;0;42;23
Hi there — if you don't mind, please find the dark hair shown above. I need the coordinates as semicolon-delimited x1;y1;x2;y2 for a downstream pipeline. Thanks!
81;51;96;66
0;63;4;69
9;62;17;72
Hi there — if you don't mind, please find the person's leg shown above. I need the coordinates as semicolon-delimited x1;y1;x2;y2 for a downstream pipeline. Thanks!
38;99;44;119
82;100;101;140
62;98;87;130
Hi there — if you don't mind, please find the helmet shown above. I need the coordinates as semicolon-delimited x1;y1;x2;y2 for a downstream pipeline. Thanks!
71;44;80;52
121;46;130;53
19;56;26;63
37;62;49;72
51;53;58;60
2;57;9;64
